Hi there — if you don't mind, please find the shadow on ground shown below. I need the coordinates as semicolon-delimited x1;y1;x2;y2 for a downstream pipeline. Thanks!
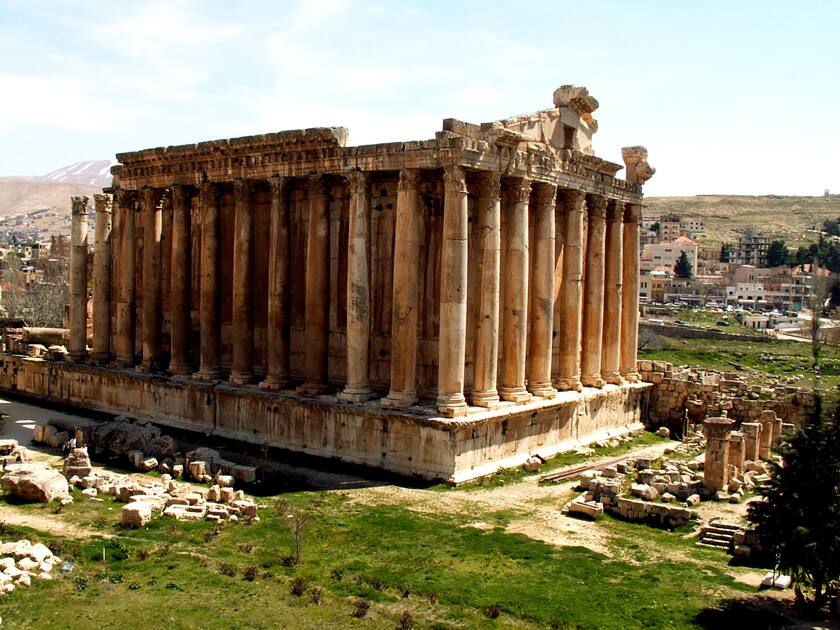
694;595;840;629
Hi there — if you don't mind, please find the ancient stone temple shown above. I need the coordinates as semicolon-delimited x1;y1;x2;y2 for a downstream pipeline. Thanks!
3;86;656;482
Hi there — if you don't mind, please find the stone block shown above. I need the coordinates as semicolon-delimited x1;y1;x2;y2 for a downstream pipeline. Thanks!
568;499;603;519
122;502;152;528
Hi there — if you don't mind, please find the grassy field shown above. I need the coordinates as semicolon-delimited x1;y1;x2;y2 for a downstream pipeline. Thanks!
0;481;756;630
643;195;840;248
669;309;764;336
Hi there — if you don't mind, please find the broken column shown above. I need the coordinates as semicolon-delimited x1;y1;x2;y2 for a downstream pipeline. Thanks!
727;431;745;474
759;410;777;459
703;416;734;492
69;196;89;362
741;422;762;461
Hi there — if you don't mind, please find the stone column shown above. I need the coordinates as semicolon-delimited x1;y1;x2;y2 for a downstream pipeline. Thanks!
229;179;255;386
499;177;531;404
115;189;136;367
436;164;470;417
728;431;745;475
527;182;557;399
91;193;113;364
297;175;331;396
168;185;192;375
741;422;762;461
703;416;734;492
471;172;502;407
261;176;291;390
601;200;624;385
580;195;608;388
193;183;222;381
339;171;374;403
556;189;585;391
69;196;90;362
759;410;777;459
620;203;642;382
139;187;162;371
382;169;421;409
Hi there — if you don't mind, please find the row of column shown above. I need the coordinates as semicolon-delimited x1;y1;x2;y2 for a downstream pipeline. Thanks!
71;168;642;419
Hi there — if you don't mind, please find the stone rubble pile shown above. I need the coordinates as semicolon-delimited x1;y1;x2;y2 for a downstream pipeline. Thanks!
0;439;29;471
0;539;61;596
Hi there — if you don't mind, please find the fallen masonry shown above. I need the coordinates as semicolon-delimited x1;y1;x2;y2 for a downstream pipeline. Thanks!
0;539;60;596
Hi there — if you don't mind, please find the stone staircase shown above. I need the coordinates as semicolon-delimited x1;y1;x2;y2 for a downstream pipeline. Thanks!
696;519;744;551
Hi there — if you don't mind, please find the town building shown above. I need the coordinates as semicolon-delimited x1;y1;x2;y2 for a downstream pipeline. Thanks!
640;235;699;274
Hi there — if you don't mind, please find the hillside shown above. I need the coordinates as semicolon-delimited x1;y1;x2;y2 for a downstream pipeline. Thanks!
643;195;840;248
43;159;114;187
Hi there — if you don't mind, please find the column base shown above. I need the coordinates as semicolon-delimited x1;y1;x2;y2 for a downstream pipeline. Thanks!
90;353;111;366
259;376;289;391
296;382;329;396
528;381;557;399
168;361;193;376
581;374;606;388
113;356;134;369
337;387;375;403
436;392;468;418
136;362;152;373
499;386;531;404
471;389;501;408
604;371;624;386
555;376;583;392
192;368;222;382
621;369;641;384
229;371;254;386
68;352;87;363
381;390;417;409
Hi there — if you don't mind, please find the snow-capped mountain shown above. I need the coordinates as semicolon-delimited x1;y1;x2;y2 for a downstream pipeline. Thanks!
42;160;115;187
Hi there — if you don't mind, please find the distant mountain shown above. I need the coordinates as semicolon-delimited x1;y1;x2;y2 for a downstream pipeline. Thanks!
42;160;114;187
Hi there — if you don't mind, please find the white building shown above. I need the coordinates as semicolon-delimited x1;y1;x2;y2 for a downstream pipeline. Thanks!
640;235;699;275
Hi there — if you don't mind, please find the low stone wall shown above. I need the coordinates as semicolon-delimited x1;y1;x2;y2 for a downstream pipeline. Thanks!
639;360;817;430
0;354;649;483
640;322;773;344
611;497;695;528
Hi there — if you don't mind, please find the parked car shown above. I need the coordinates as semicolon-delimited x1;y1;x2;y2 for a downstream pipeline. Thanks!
716;319;729;326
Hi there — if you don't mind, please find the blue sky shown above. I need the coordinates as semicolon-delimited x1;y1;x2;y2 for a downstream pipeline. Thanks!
1;0;838;196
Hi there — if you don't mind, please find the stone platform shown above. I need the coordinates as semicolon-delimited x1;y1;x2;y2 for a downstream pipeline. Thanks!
0;355;649;483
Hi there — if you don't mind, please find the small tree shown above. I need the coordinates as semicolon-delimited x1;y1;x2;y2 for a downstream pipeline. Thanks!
674;251;693;279
766;240;790;268
747;411;840;611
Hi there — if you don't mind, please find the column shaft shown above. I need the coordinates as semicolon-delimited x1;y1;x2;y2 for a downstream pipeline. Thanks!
193;183;221;380
436;164;469;417
527;183;557;398
601;200;624;384
339;171;374;402
261;176;291;390
168;185;192;375
91;193;113;363
297;175;331;395
230;179;255;385
556;190;585;391
115;190;136;366
140;187;162;370
620;203;642;382
580;195;608;388
499;178;531;403
69;196;89;361
382;169;420;409
471;172;502;407
551;198;565;385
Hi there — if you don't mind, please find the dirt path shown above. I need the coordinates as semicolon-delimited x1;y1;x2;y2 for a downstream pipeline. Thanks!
1;504;112;540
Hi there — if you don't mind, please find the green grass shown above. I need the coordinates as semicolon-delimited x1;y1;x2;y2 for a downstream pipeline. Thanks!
671;309;764;336
0;488;753;630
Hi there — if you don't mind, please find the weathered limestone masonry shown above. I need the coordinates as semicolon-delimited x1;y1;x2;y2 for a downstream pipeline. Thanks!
10;86;657;483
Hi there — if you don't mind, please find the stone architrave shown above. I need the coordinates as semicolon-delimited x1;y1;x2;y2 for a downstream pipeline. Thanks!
297;175;331;396
471;172;502;407
556;189;585;391
91;193;113;364
261;176;291;390
168;185;192;375
139;187;163;371
382;169;421;409
339;171;374;403
193;183;222;381
436;164;469;417
619;202;642;382
704;416;734;492
580;195;607;388
114;189;137;367
740;422;762;461
69;196;89;362
499;177;531;404
527;182;557;399
230;179;255;386
600;200;624;384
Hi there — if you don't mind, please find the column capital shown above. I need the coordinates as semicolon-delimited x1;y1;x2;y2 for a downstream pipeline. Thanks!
345;170;369;195
533;182;558;208
71;196;89;216
309;173;329;196
442;163;467;193
140;186;158;209
233;178;254;201
503;177;531;204
93;192;113;214
171;184;192;209
561;188;586;212
586;194;608;220
398;168;421;192
474;171;501;199
115;188;136;210
199;181;221;205
623;202;642;224
606;199;623;222
268;174;289;196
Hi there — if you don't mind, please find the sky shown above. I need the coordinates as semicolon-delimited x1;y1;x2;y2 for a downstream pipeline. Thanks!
0;0;838;197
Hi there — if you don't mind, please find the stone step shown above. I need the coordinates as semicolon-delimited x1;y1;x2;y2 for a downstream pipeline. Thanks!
702;532;734;544
708;520;744;531
696;540;730;549
703;526;740;538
